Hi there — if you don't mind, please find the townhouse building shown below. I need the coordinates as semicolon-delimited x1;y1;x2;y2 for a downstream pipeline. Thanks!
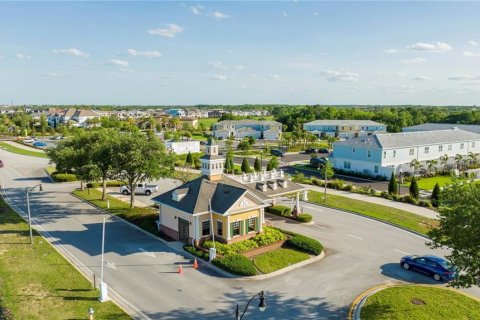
212;120;282;140
304;120;387;139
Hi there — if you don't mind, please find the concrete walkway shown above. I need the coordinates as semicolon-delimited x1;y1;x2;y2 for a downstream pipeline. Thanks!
301;183;438;219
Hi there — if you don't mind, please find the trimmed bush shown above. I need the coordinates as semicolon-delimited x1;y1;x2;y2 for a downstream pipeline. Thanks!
296;214;313;223
267;205;292;217
183;245;209;261
212;254;256;276
252;227;286;246
51;173;77;182
418;200;433;208
287;234;323;255
401;194;419;205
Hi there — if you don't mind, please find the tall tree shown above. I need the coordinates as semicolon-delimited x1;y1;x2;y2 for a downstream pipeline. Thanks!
254;157;261;172
241;158;251;173
409;176;419;199
429;183;480;288
431;182;441;207
409;159;421;176
439;154;449;173
267;156;279;171
388;172;398;195
111;132;175;208
454;154;464;171
186;151;193;166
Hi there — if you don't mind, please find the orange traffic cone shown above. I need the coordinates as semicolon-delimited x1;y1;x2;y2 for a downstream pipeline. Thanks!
178;264;183;274
193;259;199;270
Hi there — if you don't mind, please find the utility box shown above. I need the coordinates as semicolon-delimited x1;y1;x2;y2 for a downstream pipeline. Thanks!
209;247;216;262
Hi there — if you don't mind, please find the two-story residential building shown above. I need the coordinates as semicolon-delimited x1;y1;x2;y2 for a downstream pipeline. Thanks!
331;128;480;178
152;138;305;245
304;120;387;139
48;108;101;128
213;120;282;140
164;140;200;155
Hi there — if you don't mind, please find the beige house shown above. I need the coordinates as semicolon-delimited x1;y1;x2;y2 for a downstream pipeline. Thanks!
153;138;305;245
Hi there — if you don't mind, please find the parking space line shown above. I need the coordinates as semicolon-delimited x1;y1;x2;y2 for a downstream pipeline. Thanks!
347;234;363;240
393;248;410;255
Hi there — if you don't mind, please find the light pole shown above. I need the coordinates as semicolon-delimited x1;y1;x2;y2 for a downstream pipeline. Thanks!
99;217;109;302
235;291;266;320
324;159;329;203
25;184;43;244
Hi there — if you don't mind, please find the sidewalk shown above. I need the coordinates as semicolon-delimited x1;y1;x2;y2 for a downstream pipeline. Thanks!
300;183;438;219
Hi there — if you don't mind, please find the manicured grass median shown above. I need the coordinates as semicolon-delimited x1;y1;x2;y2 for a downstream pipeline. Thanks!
308;191;436;235
73;188;159;236
0;141;48;158
253;248;309;274
0;197;130;319
403;175;456;190
361;285;480;320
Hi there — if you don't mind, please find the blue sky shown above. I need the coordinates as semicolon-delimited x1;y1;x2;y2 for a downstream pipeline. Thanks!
0;1;479;105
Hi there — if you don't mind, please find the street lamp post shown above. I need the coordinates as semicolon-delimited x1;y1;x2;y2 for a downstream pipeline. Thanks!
25;184;43;244
235;291;266;320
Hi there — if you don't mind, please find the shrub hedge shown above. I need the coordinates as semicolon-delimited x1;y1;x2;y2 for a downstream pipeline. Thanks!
287;234;323;256
183;245;209;261
296;214;313;223
51;173;77;182
212;254;256;276
266;205;292;217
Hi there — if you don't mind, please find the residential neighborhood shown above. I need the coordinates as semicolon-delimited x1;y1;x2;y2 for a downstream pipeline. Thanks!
1;2;480;320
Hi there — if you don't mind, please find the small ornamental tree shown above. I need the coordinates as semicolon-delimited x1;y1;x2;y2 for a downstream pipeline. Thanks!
267;156;279;171
409;176;419;200
254;157;261;172
431;182;441;207
241;158;251;173
388;172;398;195
224;157;232;173
186;151;193;166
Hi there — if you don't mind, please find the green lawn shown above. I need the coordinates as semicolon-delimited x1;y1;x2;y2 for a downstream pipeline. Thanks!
361;285;480;320
0;141;48;158
198;118;218;129
73;189;160;236
403;175;456;190
252;248;309;274
191;134;208;141
0;197;130;319
308;191;436;235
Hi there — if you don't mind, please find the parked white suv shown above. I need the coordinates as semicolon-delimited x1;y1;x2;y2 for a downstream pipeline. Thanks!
120;183;159;196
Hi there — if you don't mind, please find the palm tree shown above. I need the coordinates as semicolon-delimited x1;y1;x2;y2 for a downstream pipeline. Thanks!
454;154;463;171
468;152;478;168
439;154;449;173
409;159;421;176
426;159;438;174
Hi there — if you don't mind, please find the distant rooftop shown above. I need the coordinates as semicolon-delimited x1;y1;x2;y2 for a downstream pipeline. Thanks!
215;119;281;125
403;123;480;134
305;119;385;126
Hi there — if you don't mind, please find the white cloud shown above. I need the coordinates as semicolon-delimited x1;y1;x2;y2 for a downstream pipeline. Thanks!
468;40;478;47
127;49;162;58
320;70;359;82
210;60;228;70
401;57;427;66
53;48;89;58
448;74;480;81
413;76;429;81
213;74;227;80
16;53;31;60
148;24;184;38
383;48;398;54
406;42;452;52
313;11;319;16
109;59;129;67
212;11;230;19
41;72;65;78
463;51;480;57
270;74;281;80
234;65;245;70
0;55;4;60
282;11;288;17
190;5;204;15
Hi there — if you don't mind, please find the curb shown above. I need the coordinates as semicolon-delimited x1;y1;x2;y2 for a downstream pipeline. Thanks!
301;199;430;240
348;283;480;320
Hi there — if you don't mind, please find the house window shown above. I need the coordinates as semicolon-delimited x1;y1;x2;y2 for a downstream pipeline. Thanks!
473;142;476;148
217;221;223;237
352;148;356;153
383;151;387;159
424;147;429;154
232;221;241;237
409;149;414;156
248;218;256;232
393;150;396;158
202;220;210;237
343;161;351;169
448;144;452;151
367;150;371;158
374;166;379;174
460;143;465;150
438;146;443;152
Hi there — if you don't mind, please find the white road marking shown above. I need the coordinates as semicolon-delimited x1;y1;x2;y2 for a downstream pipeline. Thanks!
105;261;117;270
347;234;363;240
139;248;156;258
313;224;327;229
393;248;411;255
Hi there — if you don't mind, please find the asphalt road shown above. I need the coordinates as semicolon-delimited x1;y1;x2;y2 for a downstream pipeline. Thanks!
1;149;478;319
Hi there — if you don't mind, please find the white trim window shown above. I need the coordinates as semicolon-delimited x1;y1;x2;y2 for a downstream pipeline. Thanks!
438;146;443;152
202;220;210;237
409;149;414;156
460;143;465;150
424;147;429;154
216;220;223;237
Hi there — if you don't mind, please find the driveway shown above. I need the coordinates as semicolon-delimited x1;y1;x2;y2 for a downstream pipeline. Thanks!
1;149;478;319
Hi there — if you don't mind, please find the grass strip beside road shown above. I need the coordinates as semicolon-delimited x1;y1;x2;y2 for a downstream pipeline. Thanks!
308;191;436;236
361;285;480;320
72;188;160;236
252;248;309;274
0;196;130;319
0;141;48;158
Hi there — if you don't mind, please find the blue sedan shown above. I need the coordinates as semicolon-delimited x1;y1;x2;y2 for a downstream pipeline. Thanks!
400;255;456;282
33;141;47;148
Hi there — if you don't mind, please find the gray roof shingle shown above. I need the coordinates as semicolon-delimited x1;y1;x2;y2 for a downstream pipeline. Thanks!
403;123;480;134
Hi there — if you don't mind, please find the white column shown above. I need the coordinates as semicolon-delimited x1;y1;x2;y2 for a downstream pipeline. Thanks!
226;216;230;240
302;190;308;201
296;192;300;209
259;208;264;232
194;216;200;241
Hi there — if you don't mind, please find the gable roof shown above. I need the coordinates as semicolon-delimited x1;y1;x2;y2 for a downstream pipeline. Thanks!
403;123;480;134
